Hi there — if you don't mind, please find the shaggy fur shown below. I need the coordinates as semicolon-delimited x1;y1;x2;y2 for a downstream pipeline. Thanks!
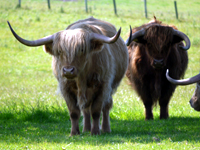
44;17;129;135
190;82;200;111
126;17;188;120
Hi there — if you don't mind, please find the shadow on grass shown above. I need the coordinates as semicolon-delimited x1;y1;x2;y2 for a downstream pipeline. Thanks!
0;110;200;144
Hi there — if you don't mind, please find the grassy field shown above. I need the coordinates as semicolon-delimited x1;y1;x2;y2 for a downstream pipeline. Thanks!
1;0;200;149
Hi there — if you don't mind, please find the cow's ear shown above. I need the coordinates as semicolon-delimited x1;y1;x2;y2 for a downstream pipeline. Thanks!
172;35;183;44
43;43;53;55
90;40;104;52
133;36;146;44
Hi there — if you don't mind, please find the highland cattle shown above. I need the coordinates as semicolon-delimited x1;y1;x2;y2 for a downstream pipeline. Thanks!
125;17;190;120
8;17;129;135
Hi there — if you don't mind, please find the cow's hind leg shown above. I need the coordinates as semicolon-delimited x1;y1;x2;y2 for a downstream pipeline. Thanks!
91;98;102;135
82;110;91;132
102;97;113;133
91;109;101;135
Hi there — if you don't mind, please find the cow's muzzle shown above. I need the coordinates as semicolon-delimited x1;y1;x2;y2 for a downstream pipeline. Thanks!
189;98;200;111
153;59;164;69
62;66;77;79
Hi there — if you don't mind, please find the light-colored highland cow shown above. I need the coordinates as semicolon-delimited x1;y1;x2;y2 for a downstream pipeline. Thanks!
8;17;129;135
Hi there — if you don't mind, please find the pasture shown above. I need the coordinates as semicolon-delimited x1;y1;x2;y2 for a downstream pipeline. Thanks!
0;0;200;149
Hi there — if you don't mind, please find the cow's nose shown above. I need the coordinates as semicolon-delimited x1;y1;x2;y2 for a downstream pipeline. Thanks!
153;59;164;69
62;66;77;79
63;67;75;75
189;99;192;106
189;98;194;107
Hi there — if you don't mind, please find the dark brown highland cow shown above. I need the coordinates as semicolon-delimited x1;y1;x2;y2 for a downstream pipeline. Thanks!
125;17;190;120
8;17;129;135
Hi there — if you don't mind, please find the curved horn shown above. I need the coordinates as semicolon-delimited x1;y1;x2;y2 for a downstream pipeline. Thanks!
125;25;132;46
7;21;54;47
92;27;121;44
166;69;200;85
173;29;190;50
125;28;145;46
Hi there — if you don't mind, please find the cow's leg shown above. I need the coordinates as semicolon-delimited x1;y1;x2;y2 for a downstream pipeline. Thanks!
82;110;91;132
159;97;169;119
140;90;153;120
160;104;169;119
77;75;87;110
91;100;102;135
144;101;153;120
91;84;111;135
159;94;171;119
69;108;81;135
136;80;154;120
159;84;175;119
102;97;113;133
64;92;80;135
60;80;80;136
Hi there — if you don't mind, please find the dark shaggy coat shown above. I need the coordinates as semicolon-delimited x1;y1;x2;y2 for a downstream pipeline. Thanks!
126;17;188;120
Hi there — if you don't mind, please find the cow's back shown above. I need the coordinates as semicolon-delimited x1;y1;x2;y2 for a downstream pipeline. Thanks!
66;17;117;36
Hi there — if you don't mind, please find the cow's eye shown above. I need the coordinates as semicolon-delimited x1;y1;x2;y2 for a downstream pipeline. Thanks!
81;49;84;54
147;43;152;48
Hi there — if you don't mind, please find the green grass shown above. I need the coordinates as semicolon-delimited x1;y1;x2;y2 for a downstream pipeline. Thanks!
1;0;200;149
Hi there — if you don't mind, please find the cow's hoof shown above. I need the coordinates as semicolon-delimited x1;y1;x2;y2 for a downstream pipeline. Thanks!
91;128;101;135
102;126;111;133
70;130;80;136
82;126;91;133
145;117;153;120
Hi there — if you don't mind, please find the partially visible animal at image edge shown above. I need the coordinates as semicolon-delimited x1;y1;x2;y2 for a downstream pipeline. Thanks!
7;17;129;135
166;69;200;111
125;16;190;120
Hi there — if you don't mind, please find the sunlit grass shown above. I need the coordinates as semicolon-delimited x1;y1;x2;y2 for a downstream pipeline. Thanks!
1;0;200;149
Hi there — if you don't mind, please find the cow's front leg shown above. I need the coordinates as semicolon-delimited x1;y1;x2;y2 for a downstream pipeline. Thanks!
65;99;80;136
77;77;87;109
159;83;175;119
60;80;80;136
62;90;80;135
102;97;113;133
144;103;153;120
69;108;81;135
138;84;154;120
141;94;153;120
159;94;170;119
160;105;169;119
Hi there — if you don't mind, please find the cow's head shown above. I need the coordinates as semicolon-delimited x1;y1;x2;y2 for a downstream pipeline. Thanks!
190;83;200;111
126;19;190;70
7;21;121;80
166;69;200;111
